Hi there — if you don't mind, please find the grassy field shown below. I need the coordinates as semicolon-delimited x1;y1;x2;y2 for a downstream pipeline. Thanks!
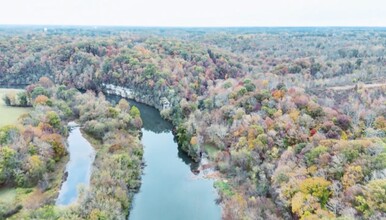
0;188;17;205
2;158;69;219
0;187;35;217
0;88;31;127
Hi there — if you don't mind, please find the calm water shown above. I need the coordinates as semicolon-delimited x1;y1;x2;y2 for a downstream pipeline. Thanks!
107;96;221;220
56;122;95;205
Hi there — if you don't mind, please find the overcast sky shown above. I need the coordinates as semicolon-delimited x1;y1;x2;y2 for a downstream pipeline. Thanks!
0;0;385;27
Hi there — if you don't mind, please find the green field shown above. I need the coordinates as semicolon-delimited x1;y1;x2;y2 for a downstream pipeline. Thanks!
0;88;31;127
0;188;17;205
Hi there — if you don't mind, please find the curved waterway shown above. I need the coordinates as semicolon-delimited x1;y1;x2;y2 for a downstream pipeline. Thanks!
107;95;221;220
56;122;95;205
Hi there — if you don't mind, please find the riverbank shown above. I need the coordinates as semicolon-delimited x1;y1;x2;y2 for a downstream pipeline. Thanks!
53;91;144;219
80;130;142;219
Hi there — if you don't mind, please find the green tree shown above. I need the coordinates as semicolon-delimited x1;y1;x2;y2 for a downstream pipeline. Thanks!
17;91;29;106
46;111;61;129
31;86;50;99
129;106;140;118
0;146;17;184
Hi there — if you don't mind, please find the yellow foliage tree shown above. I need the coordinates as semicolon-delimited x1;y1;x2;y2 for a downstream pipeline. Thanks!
272;89;285;100
292;192;320;219
27;155;44;178
190;136;198;145
289;109;300;122
247;127;256;150
291;177;332;219
299;177;331;206
342;165;364;189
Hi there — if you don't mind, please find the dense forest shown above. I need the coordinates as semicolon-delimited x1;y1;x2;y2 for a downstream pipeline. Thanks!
0;27;385;219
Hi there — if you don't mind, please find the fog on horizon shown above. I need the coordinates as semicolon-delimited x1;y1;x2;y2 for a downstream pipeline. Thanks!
0;0;385;27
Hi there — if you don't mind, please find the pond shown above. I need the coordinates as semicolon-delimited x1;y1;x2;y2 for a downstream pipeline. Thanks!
107;95;221;220
56;122;95;206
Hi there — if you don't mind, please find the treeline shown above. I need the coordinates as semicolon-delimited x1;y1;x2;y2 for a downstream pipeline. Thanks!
196;30;386;85
1;77;143;219
2;90;31;107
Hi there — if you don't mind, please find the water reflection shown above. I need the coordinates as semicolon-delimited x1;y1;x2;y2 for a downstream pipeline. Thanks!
56;122;95;205
105;94;221;220
177;146;200;174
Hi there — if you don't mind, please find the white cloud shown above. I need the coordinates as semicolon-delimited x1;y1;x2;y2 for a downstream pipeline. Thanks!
0;0;385;26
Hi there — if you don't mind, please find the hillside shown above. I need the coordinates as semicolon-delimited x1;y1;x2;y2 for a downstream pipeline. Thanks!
0;27;385;219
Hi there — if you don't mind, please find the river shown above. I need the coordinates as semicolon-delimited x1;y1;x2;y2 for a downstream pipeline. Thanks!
107;95;221;220
56;122;95;205
56;94;221;218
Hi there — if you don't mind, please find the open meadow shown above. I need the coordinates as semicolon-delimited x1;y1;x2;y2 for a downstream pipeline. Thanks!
0;89;31;127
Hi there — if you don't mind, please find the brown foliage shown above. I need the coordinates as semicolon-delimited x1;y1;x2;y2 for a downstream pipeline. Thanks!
34;95;49;105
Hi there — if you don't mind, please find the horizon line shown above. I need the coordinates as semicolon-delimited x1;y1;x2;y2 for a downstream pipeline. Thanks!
1;24;386;29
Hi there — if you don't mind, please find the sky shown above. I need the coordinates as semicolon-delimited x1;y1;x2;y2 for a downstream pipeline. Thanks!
0;0;385;27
